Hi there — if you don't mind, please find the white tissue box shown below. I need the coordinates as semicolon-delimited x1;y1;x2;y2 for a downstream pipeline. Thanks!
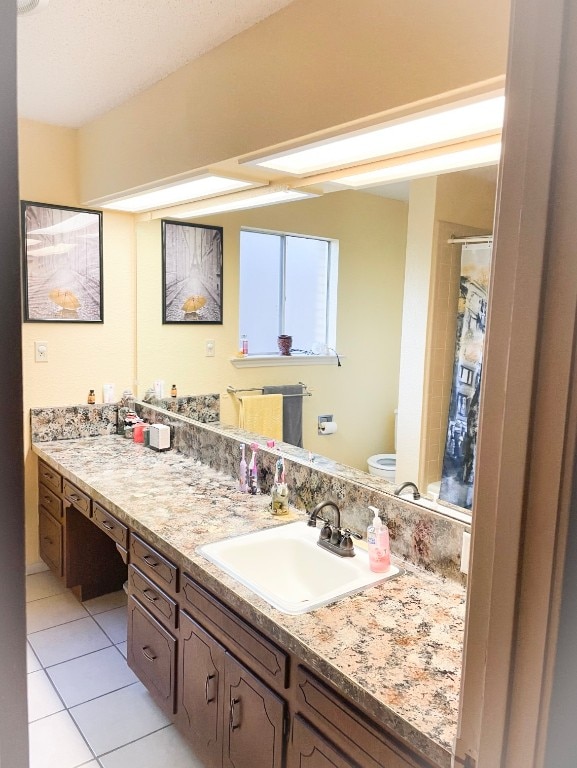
149;423;170;451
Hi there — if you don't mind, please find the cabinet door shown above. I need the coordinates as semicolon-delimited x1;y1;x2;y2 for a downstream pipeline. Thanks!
290;715;361;768
39;506;62;577
127;596;177;716
223;652;286;768
178;611;225;768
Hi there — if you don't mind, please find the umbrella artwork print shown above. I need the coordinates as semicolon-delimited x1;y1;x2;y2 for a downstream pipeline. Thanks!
162;220;223;324
22;202;103;322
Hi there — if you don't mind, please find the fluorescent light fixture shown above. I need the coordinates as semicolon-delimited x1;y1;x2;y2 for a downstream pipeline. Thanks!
332;142;502;188
101;174;258;213
166;187;314;219
247;95;505;175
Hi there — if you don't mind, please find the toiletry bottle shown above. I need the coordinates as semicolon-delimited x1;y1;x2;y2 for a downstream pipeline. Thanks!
170;384;177;398
88;389;95;404
367;506;391;572
248;442;259;494
271;456;289;515
241;334;249;355
239;444;248;492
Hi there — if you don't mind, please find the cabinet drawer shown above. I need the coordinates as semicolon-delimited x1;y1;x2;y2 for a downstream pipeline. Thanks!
130;534;178;596
128;565;178;630
63;480;91;517
38;482;62;521
296;667;433;768
38;460;62;495
127;596;177;715
39;506;62;577
92;502;128;549
181;574;288;691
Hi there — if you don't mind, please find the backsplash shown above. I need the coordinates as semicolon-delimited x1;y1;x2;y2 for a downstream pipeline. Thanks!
136;403;470;585
31;405;119;442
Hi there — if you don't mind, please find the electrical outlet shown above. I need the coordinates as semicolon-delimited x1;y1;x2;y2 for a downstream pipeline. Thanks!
460;531;471;575
205;339;215;357
34;341;48;362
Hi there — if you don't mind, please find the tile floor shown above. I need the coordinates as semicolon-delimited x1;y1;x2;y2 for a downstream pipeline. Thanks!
26;569;203;768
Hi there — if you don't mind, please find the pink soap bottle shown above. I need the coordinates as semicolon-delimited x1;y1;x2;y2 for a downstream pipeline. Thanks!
367;506;391;572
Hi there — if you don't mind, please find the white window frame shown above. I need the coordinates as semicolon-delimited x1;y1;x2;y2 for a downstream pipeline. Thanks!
239;227;338;357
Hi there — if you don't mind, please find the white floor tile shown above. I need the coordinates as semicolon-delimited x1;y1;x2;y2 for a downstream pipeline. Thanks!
46;646;138;708
116;641;127;659
26;571;66;603
93;607;127;644
29;616;112;668
70;681;170;756
27;669;65;722
29;710;93;768
83;591;127;616
27;592;89;634
27;642;42;673
99;725;203;768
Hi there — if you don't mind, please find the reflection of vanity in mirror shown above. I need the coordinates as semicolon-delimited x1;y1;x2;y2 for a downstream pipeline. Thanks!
135;167;497;518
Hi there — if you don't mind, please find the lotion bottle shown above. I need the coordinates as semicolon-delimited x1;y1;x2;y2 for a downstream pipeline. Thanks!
367;506;391;572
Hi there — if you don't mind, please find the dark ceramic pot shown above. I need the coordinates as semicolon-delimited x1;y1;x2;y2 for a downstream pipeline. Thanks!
277;335;292;356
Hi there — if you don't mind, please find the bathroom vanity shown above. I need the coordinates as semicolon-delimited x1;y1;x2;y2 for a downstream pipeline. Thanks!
33;436;465;768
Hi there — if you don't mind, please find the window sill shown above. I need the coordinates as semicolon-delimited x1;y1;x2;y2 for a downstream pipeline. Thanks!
230;354;341;368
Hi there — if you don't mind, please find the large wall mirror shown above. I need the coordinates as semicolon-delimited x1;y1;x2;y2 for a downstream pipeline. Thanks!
134;164;498;518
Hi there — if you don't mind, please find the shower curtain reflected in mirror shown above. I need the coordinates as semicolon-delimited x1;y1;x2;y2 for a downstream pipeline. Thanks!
440;241;492;510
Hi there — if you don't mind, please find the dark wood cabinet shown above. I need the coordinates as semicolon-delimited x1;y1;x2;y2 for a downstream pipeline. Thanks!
223;652;286;768
38;506;62;577
128;596;177;716
178;608;286;768
178;611;225;768
290;715;362;768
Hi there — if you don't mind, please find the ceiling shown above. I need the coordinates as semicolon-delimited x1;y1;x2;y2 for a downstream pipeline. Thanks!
17;0;298;128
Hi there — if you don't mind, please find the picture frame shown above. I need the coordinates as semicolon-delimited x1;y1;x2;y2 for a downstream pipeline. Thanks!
21;201;103;323
162;219;223;324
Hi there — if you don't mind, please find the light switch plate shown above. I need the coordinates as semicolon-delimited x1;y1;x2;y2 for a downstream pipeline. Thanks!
205;339;215;357
34;341;48;362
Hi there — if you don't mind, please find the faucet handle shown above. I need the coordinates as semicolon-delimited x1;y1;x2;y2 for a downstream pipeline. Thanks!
339;529;361;555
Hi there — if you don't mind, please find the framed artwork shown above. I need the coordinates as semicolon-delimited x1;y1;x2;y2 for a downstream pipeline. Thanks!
162;219;223;324
21;201;103;323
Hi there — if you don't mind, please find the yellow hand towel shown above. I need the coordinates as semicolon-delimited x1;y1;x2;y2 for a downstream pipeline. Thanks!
239;394;283;441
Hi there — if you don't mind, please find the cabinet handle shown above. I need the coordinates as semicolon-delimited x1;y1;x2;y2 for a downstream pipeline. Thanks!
230;697;241;730
205;673;216;704
141;646;157;662
69;494;80;502
101;520;114;531
142;554;159;568
42;536;54;545
43;471;54;481
142;588;158;603
43;496;52;503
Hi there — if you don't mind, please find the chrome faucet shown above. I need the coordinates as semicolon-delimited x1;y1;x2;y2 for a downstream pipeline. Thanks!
307;500;341;529
394;481;421;500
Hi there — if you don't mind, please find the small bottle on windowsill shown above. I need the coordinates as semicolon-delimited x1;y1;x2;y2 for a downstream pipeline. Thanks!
87;389;95;405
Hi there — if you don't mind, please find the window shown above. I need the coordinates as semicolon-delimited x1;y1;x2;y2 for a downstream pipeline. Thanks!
239;229;338;355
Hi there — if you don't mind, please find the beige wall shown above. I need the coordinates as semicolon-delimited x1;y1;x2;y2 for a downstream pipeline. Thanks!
77;0;510;203
136;190;407;469
19;120;137;565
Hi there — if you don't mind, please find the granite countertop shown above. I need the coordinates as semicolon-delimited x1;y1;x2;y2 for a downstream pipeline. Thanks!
33;436;465;768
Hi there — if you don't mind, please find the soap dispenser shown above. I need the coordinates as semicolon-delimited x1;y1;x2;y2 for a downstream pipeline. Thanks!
367;506;391;572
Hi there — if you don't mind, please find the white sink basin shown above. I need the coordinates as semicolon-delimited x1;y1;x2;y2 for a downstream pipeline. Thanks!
198;521;401;614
